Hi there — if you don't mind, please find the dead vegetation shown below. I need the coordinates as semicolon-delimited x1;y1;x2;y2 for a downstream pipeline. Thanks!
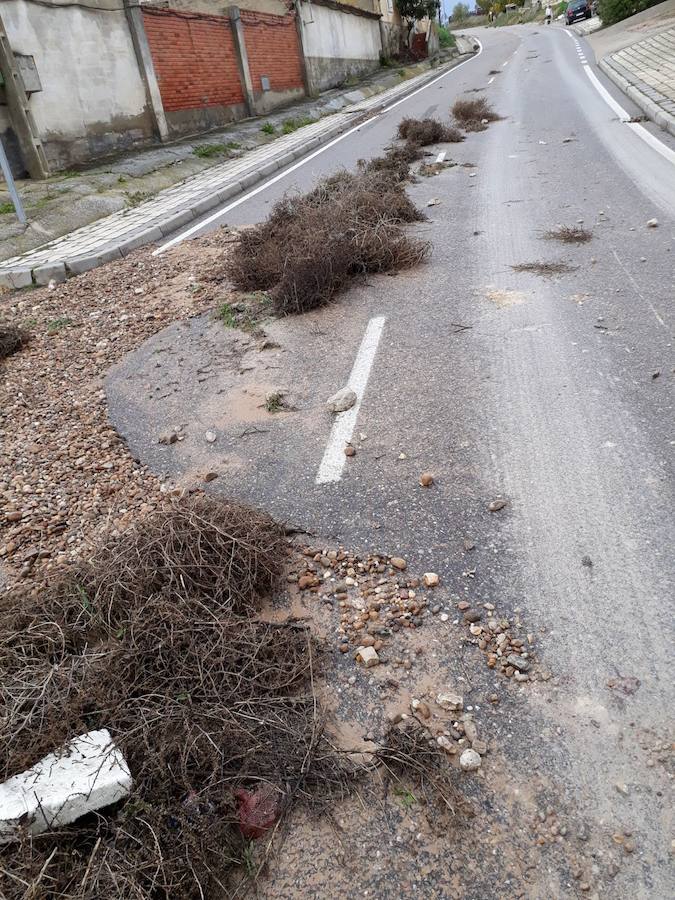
0;321;28;359
544;225;593;244
0;495;464;898
418;161;453;177
452;98;502;132
511;261;578;277
397;117;464;145
226;164;430;315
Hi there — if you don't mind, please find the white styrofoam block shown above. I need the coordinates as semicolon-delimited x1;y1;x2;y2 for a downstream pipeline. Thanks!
0;729;132;843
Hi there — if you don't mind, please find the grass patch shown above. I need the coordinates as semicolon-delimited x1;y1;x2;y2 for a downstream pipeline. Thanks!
193;143;227;158
226;164;429;315
46;316;72;334
544;226;593;244
58;169;80;179
397;117;464;145
32;193;59;210
219;302;236;327
452;98;502;132
117;175;127;184
511;261;578;277
281;117;317;134
0;201;15;215
0;322;29;358
261;122;276;135
265;391;286;413
125;190;151;207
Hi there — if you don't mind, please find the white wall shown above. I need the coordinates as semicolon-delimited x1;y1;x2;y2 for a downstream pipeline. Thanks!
1;0;153;169
300;2;382;91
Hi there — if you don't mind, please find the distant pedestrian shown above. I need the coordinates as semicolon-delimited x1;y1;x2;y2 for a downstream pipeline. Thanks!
545;3;552;23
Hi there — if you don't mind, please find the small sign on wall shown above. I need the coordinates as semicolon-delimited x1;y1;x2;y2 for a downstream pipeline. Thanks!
261;75;271;92
15;54;42;94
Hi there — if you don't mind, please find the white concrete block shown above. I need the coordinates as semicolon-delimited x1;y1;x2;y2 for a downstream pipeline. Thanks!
0;729;132;843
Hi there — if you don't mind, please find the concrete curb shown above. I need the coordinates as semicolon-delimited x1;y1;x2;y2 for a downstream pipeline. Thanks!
0;51;476;289
599;56;675;138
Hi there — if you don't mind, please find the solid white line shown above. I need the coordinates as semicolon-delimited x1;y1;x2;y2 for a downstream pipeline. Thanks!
153;43;483;255
436;150;447;163
627;120;675;166
583;64;630;121
315;316;386;485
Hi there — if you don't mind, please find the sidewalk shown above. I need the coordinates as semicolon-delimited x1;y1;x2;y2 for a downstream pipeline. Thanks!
572;15;602;36
0;44;476;288
587;1;675;136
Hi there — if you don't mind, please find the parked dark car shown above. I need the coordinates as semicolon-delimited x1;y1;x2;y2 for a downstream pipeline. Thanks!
566;0;593;23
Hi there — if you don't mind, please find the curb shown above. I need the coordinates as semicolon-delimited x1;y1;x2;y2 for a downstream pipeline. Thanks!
599;56;675;138
0;51;476;289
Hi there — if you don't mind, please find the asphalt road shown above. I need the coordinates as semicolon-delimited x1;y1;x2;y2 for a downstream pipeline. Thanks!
114;24;674;898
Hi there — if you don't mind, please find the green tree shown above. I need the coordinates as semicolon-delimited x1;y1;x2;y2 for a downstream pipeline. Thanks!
452;2;470;21
397;0;439;46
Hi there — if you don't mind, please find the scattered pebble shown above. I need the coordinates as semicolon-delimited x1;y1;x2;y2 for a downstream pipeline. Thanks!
205;431;217;443
459;748;481;771
488;499;508;512
419;472;434;487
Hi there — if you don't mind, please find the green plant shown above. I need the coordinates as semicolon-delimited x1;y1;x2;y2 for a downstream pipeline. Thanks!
193;143;226;159
438;25;456;48
281;117;317;134
47;316;72;335
241;841;256;876
597;0;660;25
452;2;470;22
397;0;438;45
218;302;236;327
117;175;127;184
225;141;241;150
394;786;417;809
59;170;80;179
33;193;58;210
0;201;15;215
265;392;285;413
125;190;151;207
261;122;275;135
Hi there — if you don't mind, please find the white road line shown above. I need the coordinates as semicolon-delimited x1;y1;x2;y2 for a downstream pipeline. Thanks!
583;64;631;121
563;30;675;164
315;316;386;485
502;60;509;67
153;43;483;255
488;76;495;84
436;150;447;163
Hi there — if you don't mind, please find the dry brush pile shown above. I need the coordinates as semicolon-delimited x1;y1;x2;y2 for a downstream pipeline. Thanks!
451;98;502;133
226;166;430;315
0;495;460;898
224;117;471;316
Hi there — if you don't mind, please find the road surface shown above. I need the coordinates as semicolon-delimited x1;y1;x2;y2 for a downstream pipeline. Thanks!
113;23;674;898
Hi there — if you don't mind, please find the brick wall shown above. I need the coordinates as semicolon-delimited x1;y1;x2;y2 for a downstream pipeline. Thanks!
142;7;244;113
241;11;304;94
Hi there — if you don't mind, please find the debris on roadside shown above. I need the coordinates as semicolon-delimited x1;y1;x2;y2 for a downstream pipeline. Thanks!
397;117;464;145
0;321;29;359
0;729;132;844
226;166;430;315
427;197;442;206
511;261;578;277
544;226;593;244
326;386;357;413
459;599;538;681
419;471;434;487
452;98;502;132
646;218;658;228
488;498;508;511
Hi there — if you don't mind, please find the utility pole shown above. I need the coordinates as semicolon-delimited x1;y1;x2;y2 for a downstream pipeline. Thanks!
0;12;49;179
